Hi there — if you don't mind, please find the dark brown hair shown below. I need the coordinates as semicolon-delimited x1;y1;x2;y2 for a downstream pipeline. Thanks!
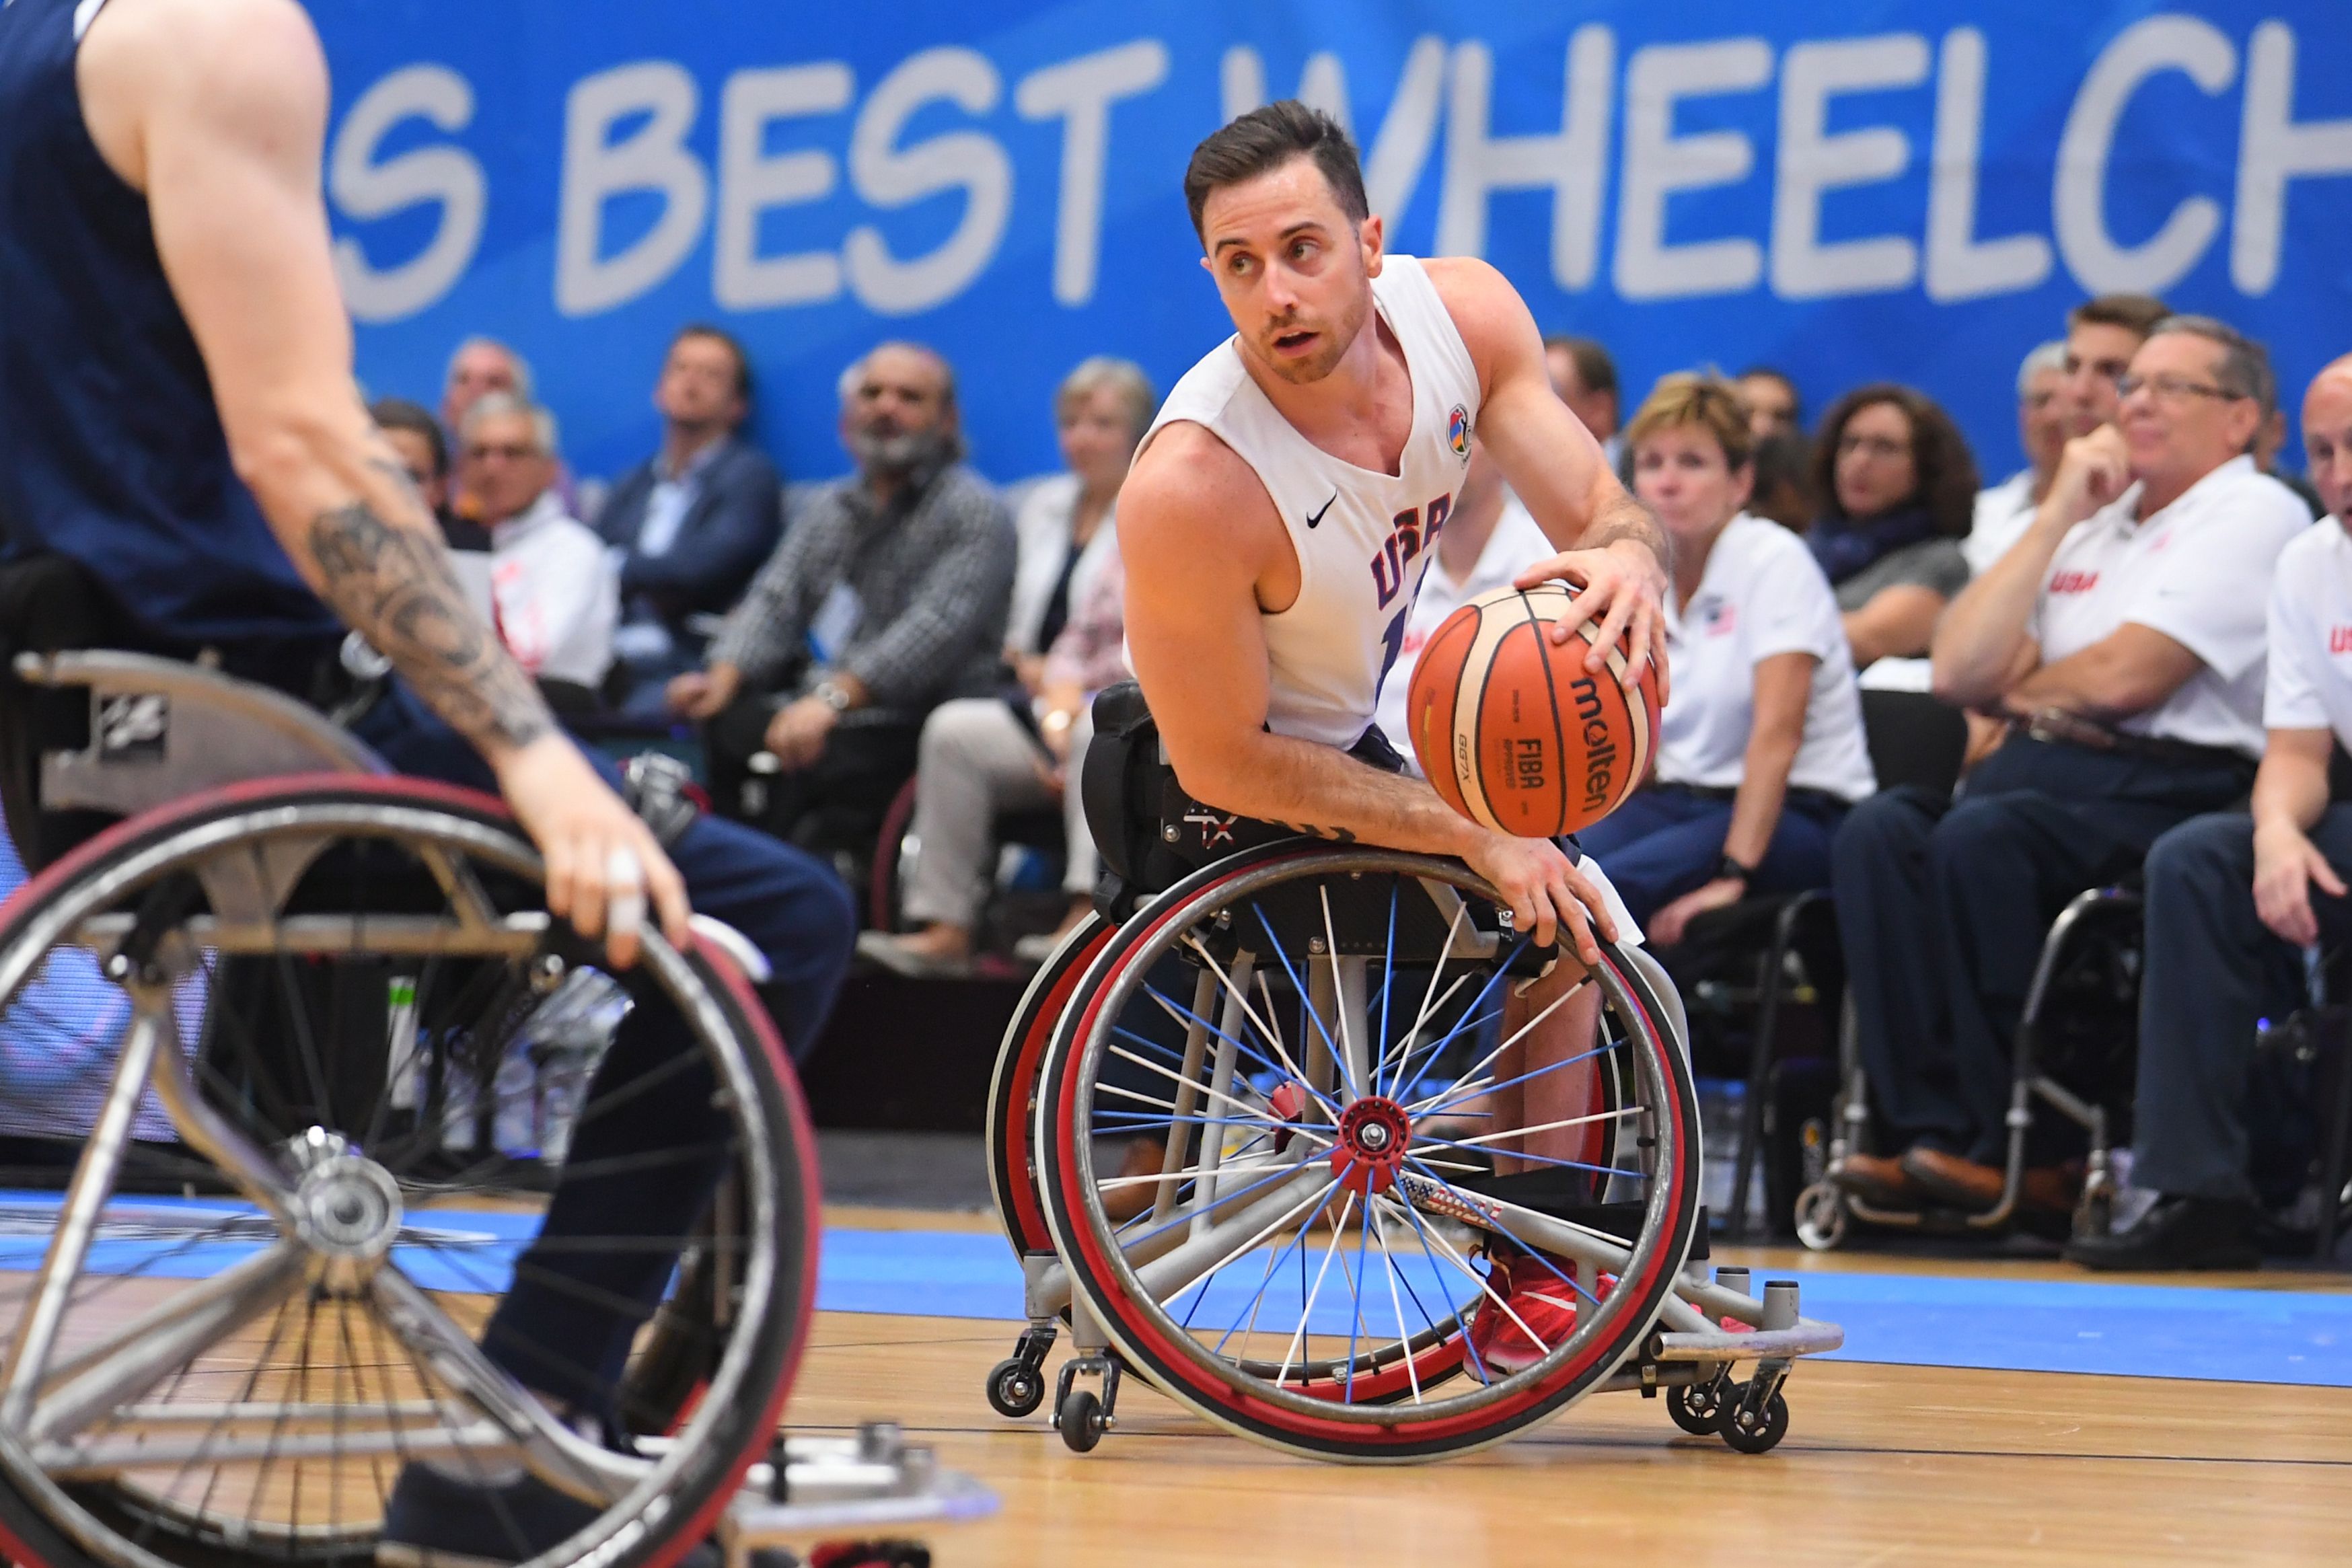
1184;101;1369;242
1812;383;1980;538
369;397;446;479
1545;334;1618;398
2069;293;2171;341
672;322;754;404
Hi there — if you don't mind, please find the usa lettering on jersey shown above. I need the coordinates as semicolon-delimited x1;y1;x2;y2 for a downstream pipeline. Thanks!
1370;495;1454;609
2049;570;2100;595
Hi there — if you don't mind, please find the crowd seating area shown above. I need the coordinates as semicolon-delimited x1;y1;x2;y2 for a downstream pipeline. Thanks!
39;292;2345;1276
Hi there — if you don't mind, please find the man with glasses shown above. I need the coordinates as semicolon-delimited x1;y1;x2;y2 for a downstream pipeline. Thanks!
1830;316;2310;1218
460;394;618;708
2068;354;2352;1269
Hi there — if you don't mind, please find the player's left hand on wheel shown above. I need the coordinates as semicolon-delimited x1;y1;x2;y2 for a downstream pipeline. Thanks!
494;736;692;970
1515;538;1672;706
1460;831;1616;967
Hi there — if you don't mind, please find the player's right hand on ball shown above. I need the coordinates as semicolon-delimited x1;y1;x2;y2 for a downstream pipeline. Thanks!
1460;832;1616;967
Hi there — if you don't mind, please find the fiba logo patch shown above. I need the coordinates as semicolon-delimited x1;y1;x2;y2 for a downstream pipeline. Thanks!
1447;404;1471;459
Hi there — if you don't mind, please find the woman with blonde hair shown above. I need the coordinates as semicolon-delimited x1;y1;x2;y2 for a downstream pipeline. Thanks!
1578;375;1876;944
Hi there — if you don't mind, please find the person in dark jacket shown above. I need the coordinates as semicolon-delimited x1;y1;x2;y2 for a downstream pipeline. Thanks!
596;324;783;716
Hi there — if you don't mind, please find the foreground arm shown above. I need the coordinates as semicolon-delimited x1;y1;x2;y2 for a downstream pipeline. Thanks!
92;0;682;957
1424;258;1672;702
1120;428;1616;961
2251;728;2342;946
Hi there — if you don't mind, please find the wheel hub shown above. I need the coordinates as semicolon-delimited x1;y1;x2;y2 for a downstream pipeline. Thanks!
1329;1096;1411;1197
287;1130;404;1269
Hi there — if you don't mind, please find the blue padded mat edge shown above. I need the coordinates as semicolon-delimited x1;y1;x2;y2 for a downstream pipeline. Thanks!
7;1192;2346;1388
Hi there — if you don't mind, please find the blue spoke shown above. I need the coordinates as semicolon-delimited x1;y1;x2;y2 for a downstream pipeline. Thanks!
1388;937;1535;1106
1134;981;1346;1123
1210;1203;1321;1358
1093;1110;1323;1136
1108;1157;1310;1250
1402;1155;1602;1308
1374;882;1399;1097
1386;1001;1508;1107
1385;1197;1496;1386
1413;1032;1627;1120
1251;903;1349;1100
1410;1133;1644;1181
1344;1188;1374;1401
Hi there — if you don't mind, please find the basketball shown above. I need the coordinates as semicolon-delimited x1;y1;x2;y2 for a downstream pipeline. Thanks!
1405;583;1659;837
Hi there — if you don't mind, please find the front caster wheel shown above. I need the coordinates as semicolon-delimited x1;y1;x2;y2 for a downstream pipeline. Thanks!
1666;1379;1727;1435
1794;1181;1849;1251
1058;1388;1107;1454
1720;1386;1790;1454
987;1356;1048;1419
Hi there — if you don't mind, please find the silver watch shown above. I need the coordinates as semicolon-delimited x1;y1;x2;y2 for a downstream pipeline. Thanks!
812;679;853;713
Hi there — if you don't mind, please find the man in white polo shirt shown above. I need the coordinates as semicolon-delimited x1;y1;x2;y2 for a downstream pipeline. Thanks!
1831;316;2310;1216
2068;354;2352;1269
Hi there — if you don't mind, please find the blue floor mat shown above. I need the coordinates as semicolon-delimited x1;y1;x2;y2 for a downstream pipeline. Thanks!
9;1191;2347;1389
813;1227;2352;1390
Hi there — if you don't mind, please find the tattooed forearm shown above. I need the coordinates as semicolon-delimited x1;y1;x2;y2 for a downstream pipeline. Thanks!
307;501;554;753
1269;820;1360;844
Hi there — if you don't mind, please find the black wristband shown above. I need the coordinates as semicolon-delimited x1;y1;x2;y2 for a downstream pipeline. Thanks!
1716;854;1755;884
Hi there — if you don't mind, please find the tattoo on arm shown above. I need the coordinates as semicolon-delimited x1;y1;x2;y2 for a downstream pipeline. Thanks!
1269;820;1360;844
307;501;553;753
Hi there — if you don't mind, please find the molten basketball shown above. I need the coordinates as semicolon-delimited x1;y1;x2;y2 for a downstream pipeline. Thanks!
1405;583;1659;837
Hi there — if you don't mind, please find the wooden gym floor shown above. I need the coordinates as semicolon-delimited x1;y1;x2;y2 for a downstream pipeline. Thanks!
797;1209;2352;1568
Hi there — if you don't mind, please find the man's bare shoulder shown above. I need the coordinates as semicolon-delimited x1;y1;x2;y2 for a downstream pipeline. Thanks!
1419;255;1539;390
81;0;326;187
1123;420;1281;558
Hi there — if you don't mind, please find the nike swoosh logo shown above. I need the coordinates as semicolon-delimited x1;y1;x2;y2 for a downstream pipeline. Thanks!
1305;492;1337;529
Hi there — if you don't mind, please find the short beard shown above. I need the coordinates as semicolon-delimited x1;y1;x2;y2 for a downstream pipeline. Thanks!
850;424;954;479
1255;287;1372;388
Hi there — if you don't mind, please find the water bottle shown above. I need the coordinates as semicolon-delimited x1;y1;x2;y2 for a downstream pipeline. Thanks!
493;1043;539;1158
537;1047;592;1164
384;975;422;1113
441;1053;480;1153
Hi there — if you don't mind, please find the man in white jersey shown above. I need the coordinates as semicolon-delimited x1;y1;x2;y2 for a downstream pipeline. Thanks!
1118;103;1670;1369
2068;354;2352;1271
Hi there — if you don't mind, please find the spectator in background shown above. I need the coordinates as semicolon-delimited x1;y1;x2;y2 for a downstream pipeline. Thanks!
1738;367;1804;443
2066;354;2352;1271
1809;385;1977;671
1578;376;1875;940
1003;359;1150;697
860;357;1154;973
1747;431;1816;531
1964;342;2069;574
668;342;1014;858
2255;405;2328;520
1545;334;1621;468
370;397;487;550
595;326;784;720
458;394;618;712
1831;317;2310;1218
2058;293;2171;437
441;336;531;448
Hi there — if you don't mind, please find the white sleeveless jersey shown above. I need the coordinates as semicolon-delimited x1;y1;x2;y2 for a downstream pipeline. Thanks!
1140;255;1484;749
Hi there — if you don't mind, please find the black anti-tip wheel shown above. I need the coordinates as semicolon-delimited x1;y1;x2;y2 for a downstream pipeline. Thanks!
1666;1380;1726;1436
1720;1386;1791;1454
1058;1389;1107;1454
986;1357;1047;1419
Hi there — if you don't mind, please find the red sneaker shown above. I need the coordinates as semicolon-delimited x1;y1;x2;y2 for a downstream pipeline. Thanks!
1466;1250;1595;1379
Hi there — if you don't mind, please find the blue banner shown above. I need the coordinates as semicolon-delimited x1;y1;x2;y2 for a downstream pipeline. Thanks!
320;1;2352;489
